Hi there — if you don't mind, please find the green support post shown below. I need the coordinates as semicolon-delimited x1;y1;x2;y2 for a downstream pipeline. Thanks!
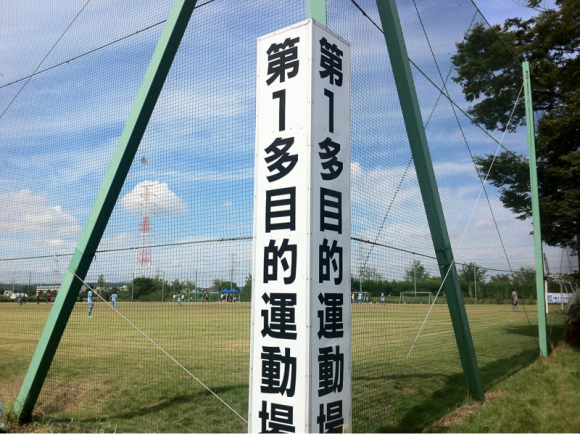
522;61;548;357
375;0;485;401
306;0;327;26
14;0;198;421
474;267;477;304
577;234;580;272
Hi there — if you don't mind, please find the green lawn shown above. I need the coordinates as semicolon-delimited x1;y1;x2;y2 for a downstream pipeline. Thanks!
0;301;560;432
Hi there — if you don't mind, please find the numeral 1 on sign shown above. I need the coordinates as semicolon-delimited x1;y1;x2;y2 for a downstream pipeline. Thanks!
273;89;286;132
324;88;334;133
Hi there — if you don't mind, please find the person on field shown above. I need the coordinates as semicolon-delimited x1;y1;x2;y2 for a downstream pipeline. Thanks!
47;291;52;304
178;292;182;306
17;292;22;306
36;291;40;305
88;288;94;318
381;293;385;306
358;292;362;304
110;292;117;309
512;290;519;312
205;292;209;303
351;293;355;303
22;293;26;305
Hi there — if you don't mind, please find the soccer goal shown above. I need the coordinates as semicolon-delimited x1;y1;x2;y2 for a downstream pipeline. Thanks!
351;292;370;303
400;292;433;305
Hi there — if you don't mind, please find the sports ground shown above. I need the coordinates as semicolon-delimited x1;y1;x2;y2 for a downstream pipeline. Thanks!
0;301;562;432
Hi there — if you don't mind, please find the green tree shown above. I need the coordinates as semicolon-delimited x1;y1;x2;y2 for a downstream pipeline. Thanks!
96;274;107;292
459;262;487;283
170;279;183;293
240;274;252;302
404;260;430;282
452;0;580;252
358;265;383;281
130;277;164;300
490;273;513;284
212;278;238;292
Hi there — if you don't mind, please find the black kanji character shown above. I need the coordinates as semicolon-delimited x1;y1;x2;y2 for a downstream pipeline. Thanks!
318;138;343;180
317;293;344;339
320;188;342;234
266;187;296;232
319;37;343;87
267;37;300;86
319;239;343;285
264;239;297;284
261;346;296;397
317;400;344;433
265;137;298;182
261;293;297;340
259;400;295;433
318;345;344;397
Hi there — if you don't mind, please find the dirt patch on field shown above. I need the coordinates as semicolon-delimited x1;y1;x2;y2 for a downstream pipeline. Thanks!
425;390;507;432
35;379;95;415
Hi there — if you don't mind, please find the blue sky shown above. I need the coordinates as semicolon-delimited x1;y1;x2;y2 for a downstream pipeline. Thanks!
0;0;575;286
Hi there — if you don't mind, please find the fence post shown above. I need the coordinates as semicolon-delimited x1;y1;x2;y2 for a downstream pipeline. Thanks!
522;60;548;357
474;267;477;304
306;0;327;26
375;0;485;401
14;0;199;421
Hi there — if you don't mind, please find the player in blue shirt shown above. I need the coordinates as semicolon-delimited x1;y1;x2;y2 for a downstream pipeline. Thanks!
177;292;182;306
17;292;22;306
110;292;117;309
88;289;93;318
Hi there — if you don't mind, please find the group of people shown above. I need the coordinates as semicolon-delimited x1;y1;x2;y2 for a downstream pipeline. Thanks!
16;291;52;306
86;289;118;318
171;292;214;304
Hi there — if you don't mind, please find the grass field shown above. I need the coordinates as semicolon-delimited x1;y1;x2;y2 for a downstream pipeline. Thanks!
0;300;564;432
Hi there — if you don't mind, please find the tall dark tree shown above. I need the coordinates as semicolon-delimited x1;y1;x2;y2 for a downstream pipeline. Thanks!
459;262;487;283
404;260;430;282
240;274;252;302
452;0;579;253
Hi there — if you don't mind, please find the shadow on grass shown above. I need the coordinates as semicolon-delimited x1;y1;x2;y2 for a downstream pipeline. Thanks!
84;383;248;423
370;346;541;433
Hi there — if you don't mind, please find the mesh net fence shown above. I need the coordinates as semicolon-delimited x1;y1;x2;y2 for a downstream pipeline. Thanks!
0;0;576;432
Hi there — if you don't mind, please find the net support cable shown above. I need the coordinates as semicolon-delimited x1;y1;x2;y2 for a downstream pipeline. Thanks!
12;0;208;421
370;81;529;432
410;1;539;344
375;0;485;408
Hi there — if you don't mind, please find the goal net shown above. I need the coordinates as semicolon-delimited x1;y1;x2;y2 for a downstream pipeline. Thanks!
351;292;371;303
400;292;433;305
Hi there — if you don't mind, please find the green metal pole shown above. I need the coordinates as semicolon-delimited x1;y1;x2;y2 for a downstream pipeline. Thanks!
162;271;165;302
375;0;484;401
474;267;477;304
522;60;548;358
413;260;417;295
577;234;580;272
132;273;135;302
14;0;198;421
306;0;327;26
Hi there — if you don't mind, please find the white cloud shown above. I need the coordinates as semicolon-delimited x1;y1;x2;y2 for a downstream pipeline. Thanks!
0;189;80;237
120;180;187;217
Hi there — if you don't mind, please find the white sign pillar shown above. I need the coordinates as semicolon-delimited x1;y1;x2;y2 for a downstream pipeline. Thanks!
249;19;351;433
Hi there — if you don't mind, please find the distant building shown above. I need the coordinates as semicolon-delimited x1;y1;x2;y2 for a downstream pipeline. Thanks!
37;285;60;293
